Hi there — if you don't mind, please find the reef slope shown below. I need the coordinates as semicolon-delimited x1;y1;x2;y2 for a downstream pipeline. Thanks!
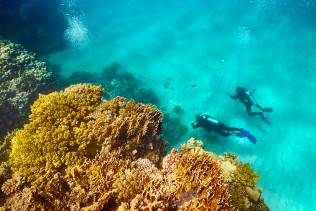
0;84;269;210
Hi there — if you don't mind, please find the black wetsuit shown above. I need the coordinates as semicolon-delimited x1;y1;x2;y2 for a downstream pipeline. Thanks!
230;87;272;125
192;115;242;137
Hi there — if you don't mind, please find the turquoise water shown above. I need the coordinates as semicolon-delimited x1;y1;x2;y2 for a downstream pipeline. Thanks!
48;0;316;210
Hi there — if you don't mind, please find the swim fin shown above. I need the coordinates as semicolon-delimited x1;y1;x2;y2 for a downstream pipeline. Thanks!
263;117;271;126
238;129;257;144
263;107;273;112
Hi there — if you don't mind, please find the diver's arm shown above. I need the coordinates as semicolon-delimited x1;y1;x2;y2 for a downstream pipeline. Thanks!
192;122;199;129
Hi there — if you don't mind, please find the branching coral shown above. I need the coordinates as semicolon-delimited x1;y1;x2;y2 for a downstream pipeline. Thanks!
112;159;160;203
89;97;164;164
0;39;53;140
64;149;132;210
121;141;233;210
172;153;231;209
174;138;268;211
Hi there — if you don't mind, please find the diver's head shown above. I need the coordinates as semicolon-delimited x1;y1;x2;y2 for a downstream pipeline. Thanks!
195;114;203;122
236;86;247;94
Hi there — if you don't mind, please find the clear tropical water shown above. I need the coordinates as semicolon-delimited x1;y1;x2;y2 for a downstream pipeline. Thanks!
47;0;316;210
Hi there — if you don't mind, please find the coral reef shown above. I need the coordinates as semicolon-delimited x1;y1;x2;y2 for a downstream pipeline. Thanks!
0;84;269;210
0;39;54;140
57;63;191;148
60;62;160;105
59;63;191;147
89;96;164;164
0;0;67;54
7;84;163;188
180;139;268;210
218;153;269;211
127;145;233;210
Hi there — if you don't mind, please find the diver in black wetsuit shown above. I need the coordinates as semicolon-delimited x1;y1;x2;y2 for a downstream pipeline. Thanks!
229;87;273;125
192;114;243;137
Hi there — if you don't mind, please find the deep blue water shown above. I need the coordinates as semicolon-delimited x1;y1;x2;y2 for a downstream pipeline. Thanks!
47;0;316;210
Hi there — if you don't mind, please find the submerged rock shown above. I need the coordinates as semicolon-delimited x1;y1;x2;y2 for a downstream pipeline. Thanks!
0;84;269;210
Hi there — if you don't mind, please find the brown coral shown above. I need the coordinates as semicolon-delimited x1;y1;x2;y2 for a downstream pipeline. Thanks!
112;159;160;203
89;97;165;164
124;144;233;211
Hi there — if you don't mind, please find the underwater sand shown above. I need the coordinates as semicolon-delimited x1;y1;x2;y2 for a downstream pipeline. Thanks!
48;0;316;210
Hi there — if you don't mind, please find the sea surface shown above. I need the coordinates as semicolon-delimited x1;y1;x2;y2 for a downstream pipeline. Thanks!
48;0;316;210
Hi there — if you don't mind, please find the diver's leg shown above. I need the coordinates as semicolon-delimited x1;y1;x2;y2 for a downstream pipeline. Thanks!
225;127;243;136
229;127;243;133
254;104;265;111
246;104;271;125
246;104;263;117
217;130;230;137
253;112;271;125
261;117;271;125
255;104;273;112
215;124;231;137
222;125;244;136
218;123;231;131
228;127;242;131
245;104;253;115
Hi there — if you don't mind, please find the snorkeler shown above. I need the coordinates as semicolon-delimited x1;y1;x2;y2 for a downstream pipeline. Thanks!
229;87;273;125
192;114;257;144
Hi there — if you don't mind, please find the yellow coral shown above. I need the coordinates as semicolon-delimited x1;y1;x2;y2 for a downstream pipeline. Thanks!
235;163;260;187
218;152;263;210
9;84;104;186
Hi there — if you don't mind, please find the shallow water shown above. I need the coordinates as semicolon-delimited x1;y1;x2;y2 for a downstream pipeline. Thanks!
48;0;316;209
